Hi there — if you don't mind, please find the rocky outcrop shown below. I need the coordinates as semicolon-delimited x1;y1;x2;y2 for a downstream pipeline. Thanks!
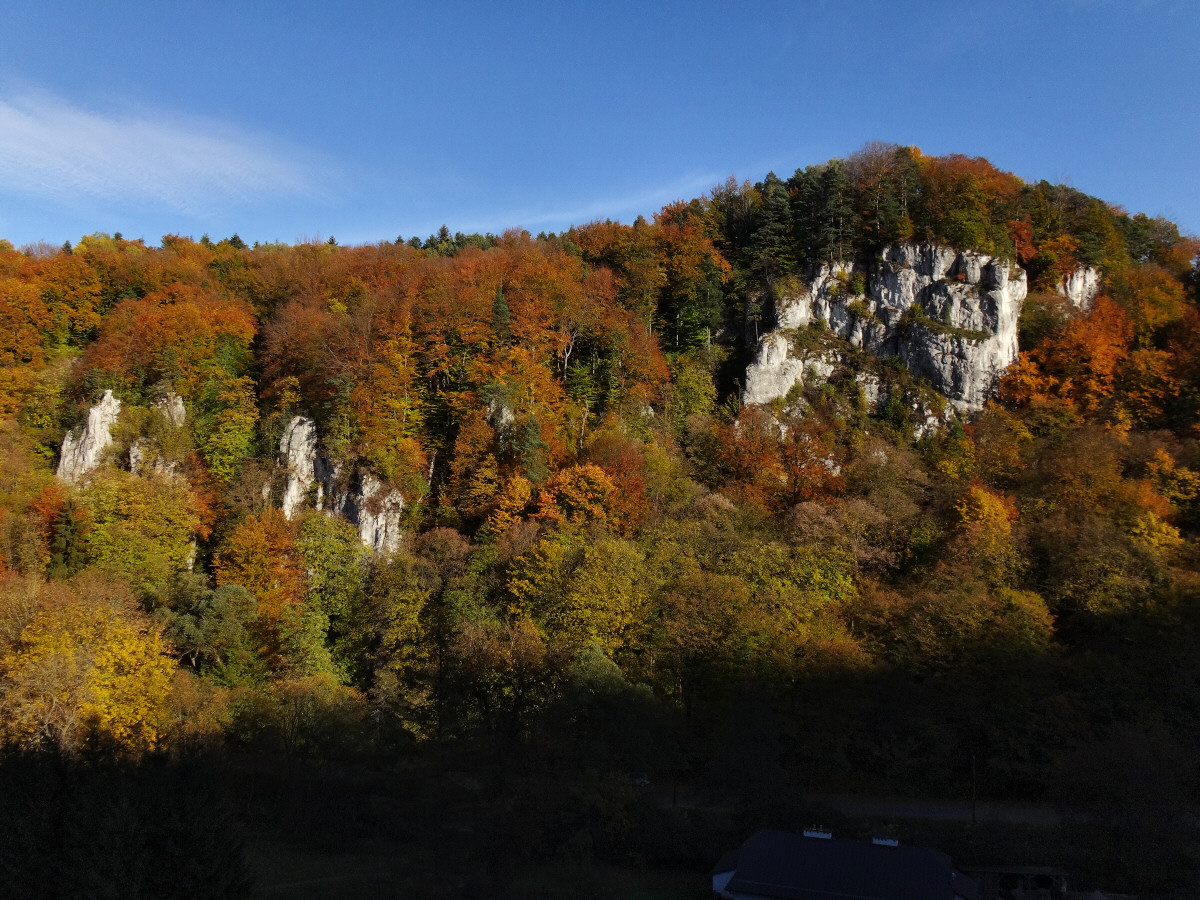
745;242;1027;412
352;474;404;555
321;469;406;555
1055;266;1101;310
278;416;325;519
129;442;183;478
485;396;516;433
275;414;404;553
57;390;122;483
128;393;187;477
153;392;187;427
855;372;884;410
743;334;813;406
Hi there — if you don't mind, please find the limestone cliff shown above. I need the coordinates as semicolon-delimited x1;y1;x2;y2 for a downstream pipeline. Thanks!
1055;265;1101;310
744;242;1028;412
276;414;404;553
153;392;187;427
57;390;122;484
129;392;187;477
278;415;327;519
353;474;405;555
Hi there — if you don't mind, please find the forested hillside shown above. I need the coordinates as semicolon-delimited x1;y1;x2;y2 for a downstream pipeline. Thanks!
2;143;1199;896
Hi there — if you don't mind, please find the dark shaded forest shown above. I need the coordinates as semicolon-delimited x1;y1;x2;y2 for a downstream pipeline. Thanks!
2;144;1199;897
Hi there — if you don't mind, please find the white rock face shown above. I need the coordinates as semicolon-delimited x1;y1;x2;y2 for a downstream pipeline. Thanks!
911;400;946;439
128;441;146;475
275;414;404;552
746;242;1028;412
743;334;810;406
855;373;885;410
353;474;404;555
151;457;181;478
153;392;187;427
129;393;187;476
279;415;323;519
57;390;122;483
486;396;515;432
1055;266;1101;310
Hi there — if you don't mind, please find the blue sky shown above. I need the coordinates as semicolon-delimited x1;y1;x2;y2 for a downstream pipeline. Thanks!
1;0;1196;247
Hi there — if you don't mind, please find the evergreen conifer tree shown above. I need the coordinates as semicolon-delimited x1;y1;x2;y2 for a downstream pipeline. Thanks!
48;499;88;580
492;285;512;345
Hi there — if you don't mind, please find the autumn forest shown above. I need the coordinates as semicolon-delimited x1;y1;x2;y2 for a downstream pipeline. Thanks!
2;144;1199;897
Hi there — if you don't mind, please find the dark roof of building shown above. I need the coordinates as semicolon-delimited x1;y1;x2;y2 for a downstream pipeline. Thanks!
722;830;979;900
961;865;1067;876
713;848;741;875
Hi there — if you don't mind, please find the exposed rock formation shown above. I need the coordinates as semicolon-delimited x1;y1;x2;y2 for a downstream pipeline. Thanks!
745;242;1027;412
129;442;182;478
129;441;147;475
1055;266;1101;310
153;392;187;427
129;393;187;476
855;372;884;410
57;390;122;483
743;334;811;406
352;474;405;555
278;416;324;519
485;396;516;433
276;414;404;553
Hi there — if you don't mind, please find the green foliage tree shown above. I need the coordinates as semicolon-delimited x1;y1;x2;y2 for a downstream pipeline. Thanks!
82;470;201;594
296;513;369;676
48;498;90;580
749;171;797;283
192;372;259;483
154;574;259;676
276;599;337;678
791;159;860;264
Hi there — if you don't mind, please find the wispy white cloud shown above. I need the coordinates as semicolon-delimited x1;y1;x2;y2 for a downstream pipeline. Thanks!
469;171;727;234
0;88;325;218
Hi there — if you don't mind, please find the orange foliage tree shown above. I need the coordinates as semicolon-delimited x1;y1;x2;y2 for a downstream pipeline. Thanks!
84;283;257;398
1002;295;1133;411
214;509;305;624
716;406;844;511
1121;264;1189;346
915;153;1023;254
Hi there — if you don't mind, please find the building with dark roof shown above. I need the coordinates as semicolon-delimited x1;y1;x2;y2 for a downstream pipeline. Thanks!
712;829;978;900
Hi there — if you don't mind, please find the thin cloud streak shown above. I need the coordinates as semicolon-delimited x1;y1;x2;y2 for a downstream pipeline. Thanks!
468;171;728;234
0;89;324;218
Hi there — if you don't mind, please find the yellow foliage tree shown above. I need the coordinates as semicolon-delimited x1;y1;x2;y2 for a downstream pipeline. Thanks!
534;464;619;529
352;322;427;484
951;485;1020;586
1146;448;1200;506
1118;349;1179;427
507;534;649;657
83;469;203;592
559;538;649;656
0;573;173;755
487;474;533;535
